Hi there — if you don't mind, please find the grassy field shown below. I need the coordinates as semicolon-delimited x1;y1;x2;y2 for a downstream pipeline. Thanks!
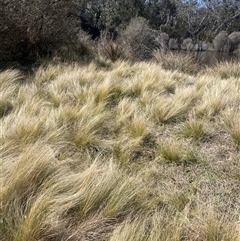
1;57;240;240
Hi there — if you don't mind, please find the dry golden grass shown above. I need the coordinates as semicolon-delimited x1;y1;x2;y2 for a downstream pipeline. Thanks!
153;50;201;75
1;59;240;241
205;61;240;79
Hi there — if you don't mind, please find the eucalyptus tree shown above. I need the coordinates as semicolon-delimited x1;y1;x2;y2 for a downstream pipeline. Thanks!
78;0;146;32
199;0;240;36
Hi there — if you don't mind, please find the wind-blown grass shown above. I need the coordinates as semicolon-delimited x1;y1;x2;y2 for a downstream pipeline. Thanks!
1;59;240;240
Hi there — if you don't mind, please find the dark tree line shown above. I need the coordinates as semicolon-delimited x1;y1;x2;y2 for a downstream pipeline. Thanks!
76;0;240;40
1;0;240;62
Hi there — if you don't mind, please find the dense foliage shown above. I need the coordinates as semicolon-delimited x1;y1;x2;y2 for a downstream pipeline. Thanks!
1;0;240;62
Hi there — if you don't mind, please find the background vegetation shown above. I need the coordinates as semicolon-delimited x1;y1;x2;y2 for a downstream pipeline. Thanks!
1;0;240;63
1;1;240;240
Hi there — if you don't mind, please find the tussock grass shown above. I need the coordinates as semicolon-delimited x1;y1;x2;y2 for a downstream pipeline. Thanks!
177;118;207;140
158;140;201;164
154;50;201;74
0;69;22;87
1;60;240;240
0;100;13;118
206;61;240;79
222;110;240;148
149;87;197;124
195;76;240;120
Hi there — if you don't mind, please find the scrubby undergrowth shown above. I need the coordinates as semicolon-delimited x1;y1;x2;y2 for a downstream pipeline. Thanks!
1;60;240;241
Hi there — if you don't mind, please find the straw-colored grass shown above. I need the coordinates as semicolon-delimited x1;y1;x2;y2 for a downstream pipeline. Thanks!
1;59;240;241
205;61;240;79
177;118;207;140
222;110;240;148
154;50;201;74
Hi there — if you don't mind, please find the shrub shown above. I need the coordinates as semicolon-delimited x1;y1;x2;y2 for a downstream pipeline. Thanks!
156;32;169;50
0;0;81;62
168;38;179;50
98;32;124;61
228;31;240;52
118;17;159;60
181;38;194;51
154;50;200;74
213;31;229;52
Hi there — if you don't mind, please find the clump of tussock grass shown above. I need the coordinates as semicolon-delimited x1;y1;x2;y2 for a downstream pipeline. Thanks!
163;78;176;94
187;209;240;241
56;101;109;151
124;72;176;98
149;87;198;123
109;211;186;241
177;118;207;140
123;76;154;98
48;161;152;239
71;113;107;151
44;87;62;108
34;64;64;86
0;69;22;87
113;134;157;165
0;71;21;113
111;60;139;78
138;90;160;108
0;105;52;147
158;140;183;163
158;140;201;164
125;113;149;140
0;115;39;146
16;82;39;107
136;62;179;93
92;77;124;106
0;100;13;118
0;144;58;241
114;97;138;130
222;110;240;148
113;108;157;164
206;61;240;79
154;50;201;75
195;78;240;119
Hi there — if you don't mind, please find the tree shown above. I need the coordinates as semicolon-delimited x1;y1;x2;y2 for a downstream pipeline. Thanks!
201;0;240;36
0;0;81;62
144;0;177;31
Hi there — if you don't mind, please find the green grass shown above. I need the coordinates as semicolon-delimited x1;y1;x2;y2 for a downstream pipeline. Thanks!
1;60;240;240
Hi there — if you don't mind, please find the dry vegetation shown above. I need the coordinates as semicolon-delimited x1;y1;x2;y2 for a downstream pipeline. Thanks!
1;58;240;241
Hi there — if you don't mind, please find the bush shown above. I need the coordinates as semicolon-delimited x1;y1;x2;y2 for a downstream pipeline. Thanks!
154;50;201;74
0;0;81;62
98;32;124;61
213;31;229;52
118;17;159;60
228;31;240;52
168;38;179;50
181;38;194;51
156;32;169;50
